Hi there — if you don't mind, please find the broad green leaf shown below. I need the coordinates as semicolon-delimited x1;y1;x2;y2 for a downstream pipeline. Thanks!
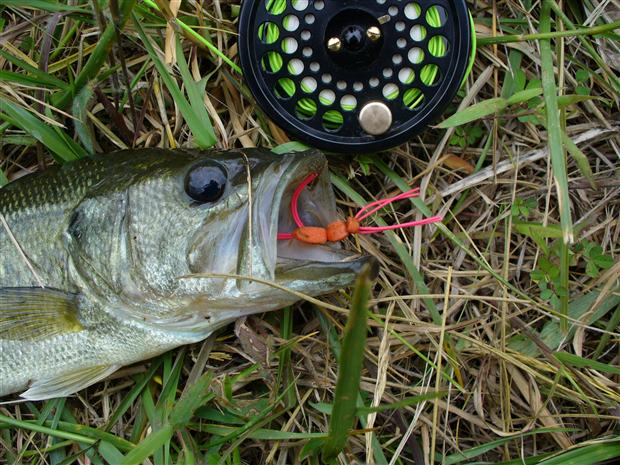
557;94;599;107
505;87;543;105
271;141;311;154
438;97;507;128
513;222;563;238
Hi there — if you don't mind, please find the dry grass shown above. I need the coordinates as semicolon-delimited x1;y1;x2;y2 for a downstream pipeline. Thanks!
1;1;619;464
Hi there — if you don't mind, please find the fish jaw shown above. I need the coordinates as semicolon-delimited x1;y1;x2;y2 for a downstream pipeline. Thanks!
236;149;377;301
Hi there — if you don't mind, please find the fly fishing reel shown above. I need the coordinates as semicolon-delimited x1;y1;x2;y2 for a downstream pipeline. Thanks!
238;0;475;153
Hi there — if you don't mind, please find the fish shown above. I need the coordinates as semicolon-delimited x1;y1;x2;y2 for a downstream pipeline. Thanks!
0;148;375;400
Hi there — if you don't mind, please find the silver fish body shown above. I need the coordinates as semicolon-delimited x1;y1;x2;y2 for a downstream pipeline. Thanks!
0;149;372;400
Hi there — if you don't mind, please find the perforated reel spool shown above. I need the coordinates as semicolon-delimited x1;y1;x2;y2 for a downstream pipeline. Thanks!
239;0;474;153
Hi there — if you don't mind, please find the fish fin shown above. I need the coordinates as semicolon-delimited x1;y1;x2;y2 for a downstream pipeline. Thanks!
20;364;121;401
0;287;83;341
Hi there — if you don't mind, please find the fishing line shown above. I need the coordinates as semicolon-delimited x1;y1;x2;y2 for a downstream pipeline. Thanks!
277;173;442;244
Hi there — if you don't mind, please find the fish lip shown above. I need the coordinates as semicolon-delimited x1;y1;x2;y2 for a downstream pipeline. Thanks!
268;150;371;282
275;254;379;282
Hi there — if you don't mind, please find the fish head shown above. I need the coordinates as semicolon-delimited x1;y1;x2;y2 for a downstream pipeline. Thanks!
111;149;376;323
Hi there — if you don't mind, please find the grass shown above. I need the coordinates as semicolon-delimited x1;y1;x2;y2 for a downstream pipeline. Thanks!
1;1;619;464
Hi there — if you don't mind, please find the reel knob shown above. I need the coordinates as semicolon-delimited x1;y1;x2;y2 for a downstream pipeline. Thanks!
358;101;392;136
238;0;475;153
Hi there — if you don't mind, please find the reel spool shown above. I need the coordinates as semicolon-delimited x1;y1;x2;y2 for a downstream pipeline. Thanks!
238;0;475;153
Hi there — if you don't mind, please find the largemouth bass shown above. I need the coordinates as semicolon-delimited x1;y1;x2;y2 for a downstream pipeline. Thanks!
0;149;374;400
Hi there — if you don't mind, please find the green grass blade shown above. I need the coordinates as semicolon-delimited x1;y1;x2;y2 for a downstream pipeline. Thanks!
276;307;296;407
1;0;90;13
0;413;95;445
312;391;446;416
540;2;573;245
119;424;174;465
0;100;86;162
133;13;216;149
200;425;327;440
0;48;63;83
52;23;117;109
554;352;620;375
547;1;620;95
540;1;572;332
593;303;620;358
357;391;447;414
0;70;68;89
49;421;135;450
321;263;373;461
53;0;137;109
98;441;126;464
562;130;596;188
169;372;214;427
537;439;620;465
71;84;96;155
174;37;216;147
441;427;575;465
119;372;214;465
0;168;8;187
104;359;163;431
141;0;242;74
437;97;507;128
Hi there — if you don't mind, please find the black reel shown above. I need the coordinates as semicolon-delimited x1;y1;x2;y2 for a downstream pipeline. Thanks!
239;0;474;153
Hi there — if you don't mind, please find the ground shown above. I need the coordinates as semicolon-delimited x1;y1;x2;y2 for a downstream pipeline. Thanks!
0;1;619;464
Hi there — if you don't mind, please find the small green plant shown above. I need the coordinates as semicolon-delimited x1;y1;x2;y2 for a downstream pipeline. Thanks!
575;241;615;278
531;255;563;308
575;69;591;96
449;124;483;148
531;239;614;306
511;197;537;218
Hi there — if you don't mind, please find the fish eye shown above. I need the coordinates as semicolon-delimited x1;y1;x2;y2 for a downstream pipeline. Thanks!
184;163;227;204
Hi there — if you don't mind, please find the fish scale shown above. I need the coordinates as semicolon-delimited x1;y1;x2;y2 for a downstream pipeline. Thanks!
0;148;371;400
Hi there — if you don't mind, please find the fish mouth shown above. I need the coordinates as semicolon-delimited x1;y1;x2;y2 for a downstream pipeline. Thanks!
264;151;378;284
